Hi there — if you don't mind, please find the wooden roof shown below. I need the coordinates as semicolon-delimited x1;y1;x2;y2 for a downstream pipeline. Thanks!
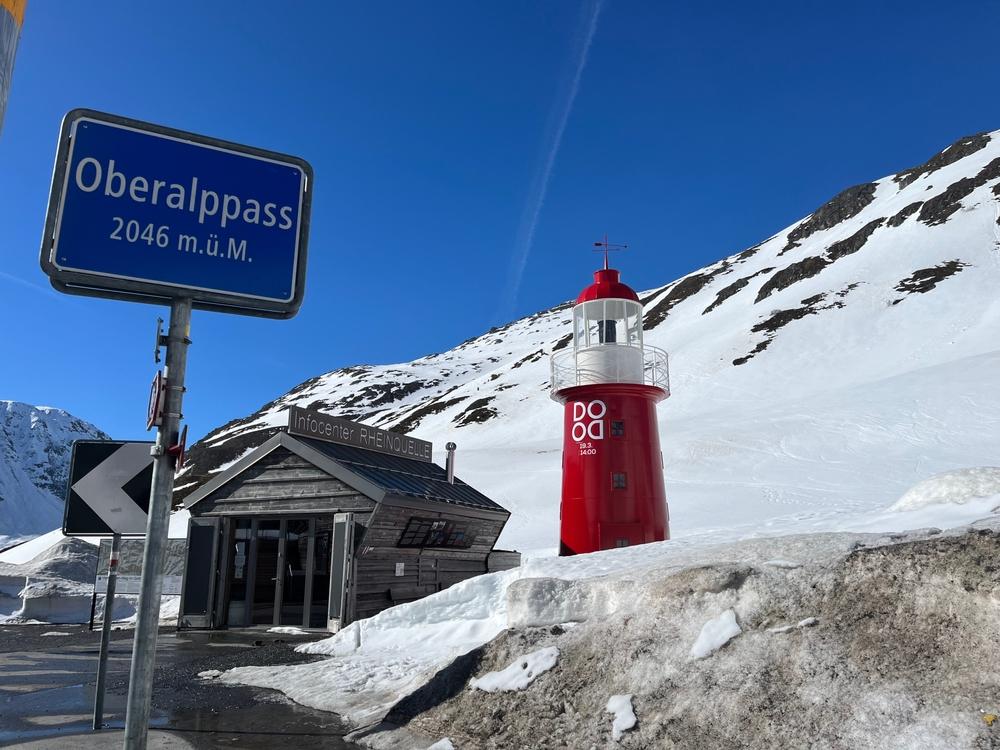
183;431;509;516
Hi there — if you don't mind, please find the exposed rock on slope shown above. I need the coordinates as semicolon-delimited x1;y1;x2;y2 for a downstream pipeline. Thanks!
778;181;877;254
894;132;990;188
360;523;1000;750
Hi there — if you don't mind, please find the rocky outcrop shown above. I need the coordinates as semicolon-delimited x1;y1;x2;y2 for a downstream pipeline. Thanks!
642;261;733;330
756;219;884;304
702;267;774;315
887;201;923;227
454;398;499;427
894;132;991;188
733;291;849;366
918;157;1000;226
779;183;877;255
892;261;969;305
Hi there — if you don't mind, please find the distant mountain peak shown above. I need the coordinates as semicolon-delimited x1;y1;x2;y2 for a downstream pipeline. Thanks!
0;401;108;546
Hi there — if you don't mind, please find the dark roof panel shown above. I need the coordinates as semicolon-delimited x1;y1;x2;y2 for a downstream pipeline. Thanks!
297;436;508;513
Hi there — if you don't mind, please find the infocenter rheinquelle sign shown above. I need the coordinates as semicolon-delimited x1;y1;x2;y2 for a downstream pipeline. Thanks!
40;109;312;318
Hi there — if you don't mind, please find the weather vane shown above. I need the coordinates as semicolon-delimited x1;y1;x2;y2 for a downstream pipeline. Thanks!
593;233;628;270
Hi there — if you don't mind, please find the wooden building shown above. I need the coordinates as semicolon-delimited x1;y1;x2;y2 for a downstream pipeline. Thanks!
178;407;519;631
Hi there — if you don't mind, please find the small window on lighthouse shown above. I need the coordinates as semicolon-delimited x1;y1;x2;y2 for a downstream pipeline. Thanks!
611;420;625;437
612;472;627;489
626;306;642;346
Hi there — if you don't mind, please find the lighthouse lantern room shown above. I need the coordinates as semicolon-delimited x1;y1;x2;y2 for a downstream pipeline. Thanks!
550;242;670;556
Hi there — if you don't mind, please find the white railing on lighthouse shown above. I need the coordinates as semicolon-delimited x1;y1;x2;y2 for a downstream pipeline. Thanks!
550;344;670;394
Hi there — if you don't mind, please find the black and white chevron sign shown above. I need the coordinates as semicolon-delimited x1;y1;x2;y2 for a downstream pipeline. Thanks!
63;440;154;536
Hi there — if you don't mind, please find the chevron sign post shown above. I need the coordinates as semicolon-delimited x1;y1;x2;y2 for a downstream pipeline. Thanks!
63;440;154;535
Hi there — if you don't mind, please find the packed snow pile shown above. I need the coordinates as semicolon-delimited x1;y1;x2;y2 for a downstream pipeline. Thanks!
0;512;189;624
337;520;1000;750
0;401;109;548
0;535;97;623
889;467;1000;512
220;503;1000;748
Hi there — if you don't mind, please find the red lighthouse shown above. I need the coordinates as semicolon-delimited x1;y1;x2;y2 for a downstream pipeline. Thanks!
550;244;670;555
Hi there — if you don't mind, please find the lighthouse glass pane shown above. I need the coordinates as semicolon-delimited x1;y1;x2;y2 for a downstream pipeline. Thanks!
626;304;642;346
589;317;602;347
574;307;586;349
601;300;616;343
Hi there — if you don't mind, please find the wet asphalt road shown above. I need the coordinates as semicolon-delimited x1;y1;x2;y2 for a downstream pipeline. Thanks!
0;623;360;748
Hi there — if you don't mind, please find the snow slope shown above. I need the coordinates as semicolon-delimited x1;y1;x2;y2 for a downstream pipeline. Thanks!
0;401;109;548
181;129;1000;552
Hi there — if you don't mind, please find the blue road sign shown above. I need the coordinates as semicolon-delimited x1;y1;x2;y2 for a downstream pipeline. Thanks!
40;110;312;317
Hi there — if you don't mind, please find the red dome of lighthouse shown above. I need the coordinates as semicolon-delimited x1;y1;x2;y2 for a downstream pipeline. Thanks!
575;268;640;304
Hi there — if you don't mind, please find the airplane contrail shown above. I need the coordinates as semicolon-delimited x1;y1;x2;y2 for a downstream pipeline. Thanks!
0;270;62;298
496;0;603;322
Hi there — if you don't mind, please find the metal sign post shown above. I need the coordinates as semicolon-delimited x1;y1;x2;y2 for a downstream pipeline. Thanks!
123;297;191;749
39;109;312;750
93;532;121;730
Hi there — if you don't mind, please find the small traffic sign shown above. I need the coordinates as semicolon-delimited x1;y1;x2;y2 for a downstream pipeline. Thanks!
40;109;312;318
63;440;154;536
146;371;164;431
168;424;188;472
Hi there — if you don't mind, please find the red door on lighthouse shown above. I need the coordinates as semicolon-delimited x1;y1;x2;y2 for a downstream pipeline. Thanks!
550;257;670;556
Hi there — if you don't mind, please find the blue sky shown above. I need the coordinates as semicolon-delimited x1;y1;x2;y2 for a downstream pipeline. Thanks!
3;1;1000;442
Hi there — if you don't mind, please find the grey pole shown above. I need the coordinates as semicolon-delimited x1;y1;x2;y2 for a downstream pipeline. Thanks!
93;532;121;730
123;297;192;750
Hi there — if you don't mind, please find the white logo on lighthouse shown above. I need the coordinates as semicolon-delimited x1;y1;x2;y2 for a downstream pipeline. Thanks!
571;400;606;442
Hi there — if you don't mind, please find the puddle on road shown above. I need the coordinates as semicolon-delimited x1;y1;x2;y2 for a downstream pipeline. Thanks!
0;628;361;748
24;712;93;726
158;691;359;748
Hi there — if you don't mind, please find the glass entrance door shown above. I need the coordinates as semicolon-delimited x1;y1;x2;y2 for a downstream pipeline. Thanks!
279;520;309;625
310;519;332;628
227;520;251;626
224;517;331;629
251;520;281;625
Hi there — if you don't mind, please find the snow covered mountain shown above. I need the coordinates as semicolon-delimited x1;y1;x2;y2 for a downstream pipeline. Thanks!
180;130;1000;551
0;401;109;547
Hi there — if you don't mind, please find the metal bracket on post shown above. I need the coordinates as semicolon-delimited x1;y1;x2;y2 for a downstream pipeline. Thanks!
123;298;192;750
153;318;165;364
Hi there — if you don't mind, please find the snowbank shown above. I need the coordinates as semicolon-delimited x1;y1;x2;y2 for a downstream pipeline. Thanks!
0;533;185;626
0;510;190;625
889;467;1000;512
220;500;1000;733
365;520;1000;749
